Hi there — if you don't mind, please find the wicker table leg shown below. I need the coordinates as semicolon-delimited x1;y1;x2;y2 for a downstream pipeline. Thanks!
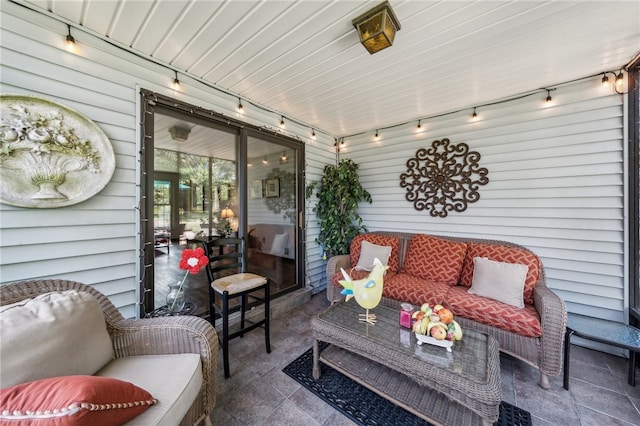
312;339;321;380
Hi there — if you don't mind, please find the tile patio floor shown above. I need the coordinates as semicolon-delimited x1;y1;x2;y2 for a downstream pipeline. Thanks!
209;291;640;426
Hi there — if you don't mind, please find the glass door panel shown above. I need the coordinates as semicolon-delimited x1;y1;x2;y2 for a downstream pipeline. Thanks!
247;136;297;295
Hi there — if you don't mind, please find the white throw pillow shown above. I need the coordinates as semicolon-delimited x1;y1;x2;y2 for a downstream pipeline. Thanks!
270;233;288;256
0;290;115;388
468;257;528;308
355;240;392;271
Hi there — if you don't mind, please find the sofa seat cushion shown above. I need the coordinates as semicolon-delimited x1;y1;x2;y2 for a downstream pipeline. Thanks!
0;375;157;425
382;273;449;307
459;242;541;305
332;269;397;289
445;286;542;337
0;290;114;389
350;234;401;274
401;234;467;286
95;354;202;426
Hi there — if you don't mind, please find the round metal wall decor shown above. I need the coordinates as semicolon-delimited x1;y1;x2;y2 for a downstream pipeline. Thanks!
0;94;115;208
399;138;489;217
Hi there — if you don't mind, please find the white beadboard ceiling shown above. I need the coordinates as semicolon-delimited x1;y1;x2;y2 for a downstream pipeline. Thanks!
18;0;640;138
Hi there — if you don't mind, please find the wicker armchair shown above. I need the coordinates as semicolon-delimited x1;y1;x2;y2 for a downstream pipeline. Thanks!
0;279;218;426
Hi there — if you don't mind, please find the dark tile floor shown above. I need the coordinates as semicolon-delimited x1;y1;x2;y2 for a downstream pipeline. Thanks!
209;292;640;426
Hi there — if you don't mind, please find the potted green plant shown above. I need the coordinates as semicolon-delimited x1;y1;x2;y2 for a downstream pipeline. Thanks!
306;158;372;258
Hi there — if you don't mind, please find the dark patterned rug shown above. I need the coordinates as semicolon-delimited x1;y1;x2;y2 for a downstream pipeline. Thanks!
283;344;532;426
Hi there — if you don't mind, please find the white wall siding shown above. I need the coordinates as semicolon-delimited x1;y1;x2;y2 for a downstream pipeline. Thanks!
340;78;626;322
0;4;334;314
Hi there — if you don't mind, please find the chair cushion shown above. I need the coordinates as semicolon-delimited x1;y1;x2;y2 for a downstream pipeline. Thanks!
96;354;202;426
382;273;449;307
0;375;156;425
0;290;114;389
212;273;267;295
459;242;541;305
401;234;467;286
445;286;542;337
349;234;400;274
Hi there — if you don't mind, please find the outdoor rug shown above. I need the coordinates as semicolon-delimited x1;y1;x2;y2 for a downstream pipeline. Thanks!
283;344;532;426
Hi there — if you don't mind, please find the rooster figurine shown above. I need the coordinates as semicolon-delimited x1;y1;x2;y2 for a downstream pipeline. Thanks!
339;258;388;324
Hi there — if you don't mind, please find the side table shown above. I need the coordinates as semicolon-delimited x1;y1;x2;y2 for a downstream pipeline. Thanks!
563;312;640;389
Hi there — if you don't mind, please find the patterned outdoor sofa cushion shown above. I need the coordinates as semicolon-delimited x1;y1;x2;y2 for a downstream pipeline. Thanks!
382;273;449;307
349;234;401;274
459;242;541;305
332;268;398;288
445;285;542;337
401;234;467;286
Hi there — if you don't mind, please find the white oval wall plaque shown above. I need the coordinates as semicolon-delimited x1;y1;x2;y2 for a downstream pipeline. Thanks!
0;94;116;208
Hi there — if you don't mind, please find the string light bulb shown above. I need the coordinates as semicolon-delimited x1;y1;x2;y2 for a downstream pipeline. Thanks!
173;71;180;90
601;73;610;87
374;129;379;139
65;25;75;52
471;107;478;120
237;98;243;112
615;70;624;88
280;116;286;128
545;89;552;104
262;157;268;165
417;120;422;130
311;128;316;139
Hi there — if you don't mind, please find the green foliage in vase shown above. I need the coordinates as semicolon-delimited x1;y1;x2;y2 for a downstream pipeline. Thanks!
306;159;372;257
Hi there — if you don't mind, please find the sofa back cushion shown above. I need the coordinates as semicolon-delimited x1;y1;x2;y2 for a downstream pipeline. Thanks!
350;234;400;274
0;290;115;388
401;234;467;286
459;242;541;305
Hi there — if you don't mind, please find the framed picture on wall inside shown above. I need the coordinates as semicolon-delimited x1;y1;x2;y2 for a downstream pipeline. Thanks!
250;180;263;199
265;178;280;198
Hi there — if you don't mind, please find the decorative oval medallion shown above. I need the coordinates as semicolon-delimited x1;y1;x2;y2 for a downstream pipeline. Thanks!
0;94;115;208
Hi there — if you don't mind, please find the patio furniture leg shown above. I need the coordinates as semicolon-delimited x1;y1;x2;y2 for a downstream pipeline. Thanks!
563;328;574;390
312;340;320;380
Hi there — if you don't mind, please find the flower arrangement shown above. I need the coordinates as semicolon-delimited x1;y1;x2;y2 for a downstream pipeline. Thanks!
169;247;208;312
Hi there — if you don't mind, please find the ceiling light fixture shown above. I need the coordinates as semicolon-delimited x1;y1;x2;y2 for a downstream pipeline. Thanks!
280;116;286;128
352;1;401;54
615;70;624;87
374;129;379;139
237;98;243;112
65;25;76;52
545;89;553;103
168;125;191;142
601;73;610;86
173;71;180;90
417;120;422;130
471;107;478;120
311;128;316;139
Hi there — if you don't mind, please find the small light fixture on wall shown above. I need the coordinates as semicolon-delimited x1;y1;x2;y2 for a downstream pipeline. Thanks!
173;71;180;90
237;98;244;113
352;1;401;54
65;25;76;52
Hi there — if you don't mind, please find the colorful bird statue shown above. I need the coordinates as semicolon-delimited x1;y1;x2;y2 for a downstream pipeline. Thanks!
339;258;388;324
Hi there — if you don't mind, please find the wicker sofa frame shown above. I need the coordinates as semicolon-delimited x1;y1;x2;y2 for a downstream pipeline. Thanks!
0;279;218;425
326;231;567;389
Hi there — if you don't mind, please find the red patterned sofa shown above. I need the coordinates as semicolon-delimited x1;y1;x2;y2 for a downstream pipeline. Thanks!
326;231;567;389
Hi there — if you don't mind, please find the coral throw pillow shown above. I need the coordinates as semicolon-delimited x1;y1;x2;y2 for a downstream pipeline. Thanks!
401;234;467;286
349;234;400;274
0;375;157;425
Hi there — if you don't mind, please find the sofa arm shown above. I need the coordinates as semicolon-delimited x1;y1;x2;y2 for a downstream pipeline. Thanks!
533;283;567;378
325;255;351;303
108;316;218;417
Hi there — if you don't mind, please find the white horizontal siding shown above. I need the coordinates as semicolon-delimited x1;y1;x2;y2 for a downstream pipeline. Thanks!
0;4;335;314
341;77;627;322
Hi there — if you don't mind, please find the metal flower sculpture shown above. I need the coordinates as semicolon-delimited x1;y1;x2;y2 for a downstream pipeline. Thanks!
399;138;489;217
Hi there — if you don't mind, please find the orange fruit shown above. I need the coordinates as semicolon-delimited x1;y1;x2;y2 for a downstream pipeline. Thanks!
438;308;453;324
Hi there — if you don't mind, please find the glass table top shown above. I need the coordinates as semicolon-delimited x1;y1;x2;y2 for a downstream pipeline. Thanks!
567;312;640;349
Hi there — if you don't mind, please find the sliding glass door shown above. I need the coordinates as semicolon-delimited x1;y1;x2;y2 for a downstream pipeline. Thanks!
140;91;304;317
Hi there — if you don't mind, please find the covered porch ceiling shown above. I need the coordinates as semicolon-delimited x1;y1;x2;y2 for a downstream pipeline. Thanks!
16;0;640;138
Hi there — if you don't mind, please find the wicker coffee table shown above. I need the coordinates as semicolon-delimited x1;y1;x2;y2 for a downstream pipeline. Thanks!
311;301;501;426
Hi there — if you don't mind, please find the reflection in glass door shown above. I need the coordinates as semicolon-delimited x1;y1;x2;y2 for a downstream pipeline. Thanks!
246;135;297;295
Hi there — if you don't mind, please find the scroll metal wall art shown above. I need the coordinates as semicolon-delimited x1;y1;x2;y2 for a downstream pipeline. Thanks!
399;138;489;218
